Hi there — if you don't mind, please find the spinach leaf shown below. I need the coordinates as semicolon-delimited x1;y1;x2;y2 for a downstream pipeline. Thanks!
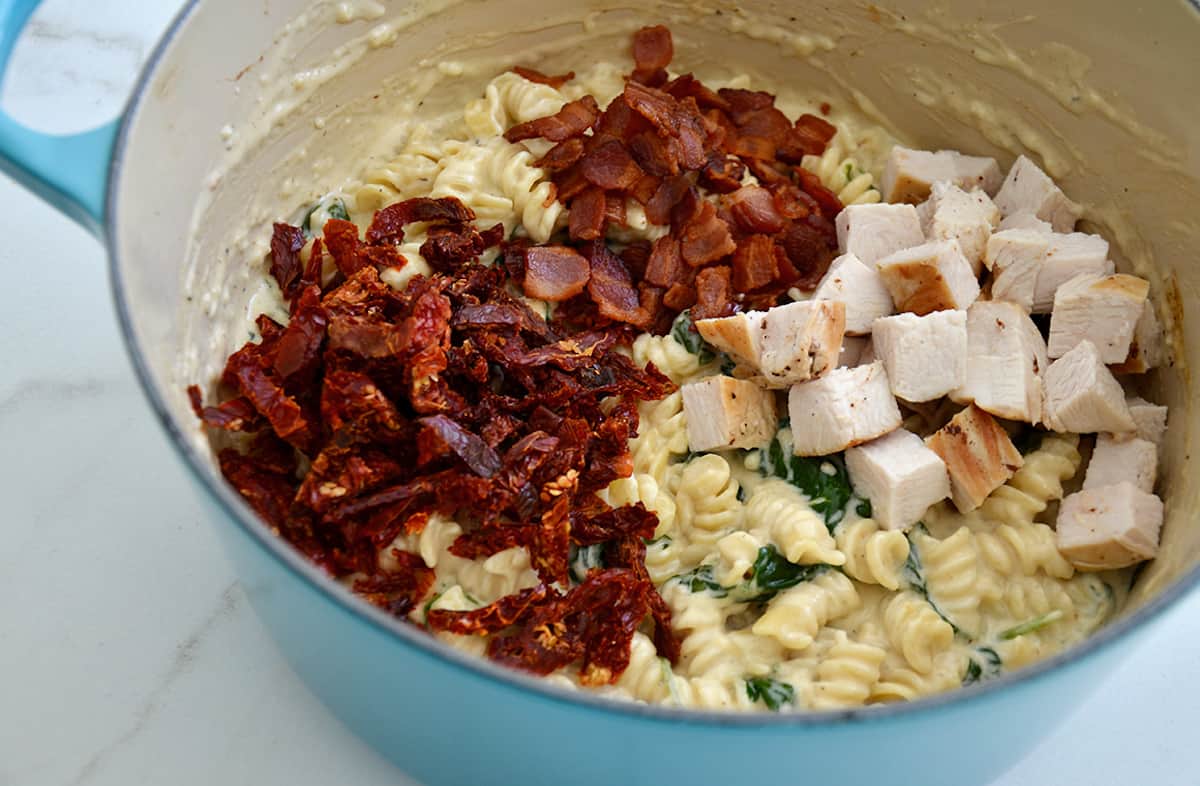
670;310;716;364
999;610;1064;640
962;647;1003;685
855;497;873;518
901;533;964;637
1011;428;1046;456
301;197;349;236
732;545;829;602
569;543;606;584
672;565;728;597
760;432;854;532
745;677;795;711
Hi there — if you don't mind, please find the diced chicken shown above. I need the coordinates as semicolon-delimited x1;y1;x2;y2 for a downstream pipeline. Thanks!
1111;301;1165;374
920;182;1001;275
835;203;924;266
1122;396;1168;447
681;376;777;452
986;229;1049;311
925;404;1024;513
838;336;870;368
1056;482;1163;570
998;210;1053;233
993;154;1082;232
872;310;967;402
812;253;895;335
697;301;845;388
1042;340;1136;433
951;300;1047;423
877;240;980;316
787;361;902;456
1084;433;1157;493
1047;273;1148;363
880;146;1002;204
845;428;950;531
1032;233;1114;314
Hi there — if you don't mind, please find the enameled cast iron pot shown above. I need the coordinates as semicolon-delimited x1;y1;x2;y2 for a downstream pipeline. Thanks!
2;1;1197;783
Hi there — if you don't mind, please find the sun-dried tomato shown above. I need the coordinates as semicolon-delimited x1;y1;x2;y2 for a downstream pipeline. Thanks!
366;197;476;244
187;385;264;432
427;584;552;635
323;218;369;277
354;550;435;617
269;222;307;298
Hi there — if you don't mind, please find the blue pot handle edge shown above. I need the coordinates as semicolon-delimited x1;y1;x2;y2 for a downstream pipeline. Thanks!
0;0;116;237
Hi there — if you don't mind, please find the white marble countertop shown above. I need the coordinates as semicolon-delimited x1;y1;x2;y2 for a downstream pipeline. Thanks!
2;2;1197;784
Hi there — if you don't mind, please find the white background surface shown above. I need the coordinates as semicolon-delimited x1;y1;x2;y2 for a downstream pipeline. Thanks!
1;2;1197;784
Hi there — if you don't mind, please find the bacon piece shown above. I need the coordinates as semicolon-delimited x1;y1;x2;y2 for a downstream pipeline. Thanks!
726;184;786;234
604;193;627;227
699;154;745;194
622;82;707;169
663;282;697;311
665;73;731;112
645;173;692;225
534;137;585;172
366;197;476;244
522;246;591;302
505;95;600;143
322;218;368;277
427;584;552;634
569;187;607;241
728;133;776;161
269;223;306;298
632;25;674;80
680;201;736;266
580;139;645;191
592;95;647;143
797;167;844;218
187;386;263;432
584;241;648;327
418;415;502;477
779;113;838;163
511;66;575;88
620;240;651;280
778;217;838;291
554;165;591;201
353;551;435;617
736;105;791;145
643;236;685;288
771;183;817;219
718;87;774;118
692;265;734;320
732;234;779;291
628;130;679;178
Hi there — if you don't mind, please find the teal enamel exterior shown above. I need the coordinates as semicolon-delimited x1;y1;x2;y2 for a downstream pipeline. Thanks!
0;0;115;234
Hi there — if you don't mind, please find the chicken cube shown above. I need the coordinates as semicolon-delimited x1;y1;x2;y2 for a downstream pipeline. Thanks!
836;203;924;266
787;362;902;456
880;146;1002;204
951;301;1047;423
838;336;870;368
1084;433;1157;493
986;229;1049;312
845;428;950;531
1122;396;1168;447
872;310;967;403
877;240;981;315
1047;273;1149;363
1042;340;1136;433
681;376;777;452
993;154;1082;232
696;301;846;387
1056;482;1163;570
812;253;896;335
998;210;1053;233
925;404;1024;513
1110;301;1165;374
920;182;1001;275
1032;232;1114;314
694;311;765;367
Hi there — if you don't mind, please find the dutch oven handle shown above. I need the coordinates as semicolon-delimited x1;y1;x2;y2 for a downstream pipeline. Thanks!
0;0;116;236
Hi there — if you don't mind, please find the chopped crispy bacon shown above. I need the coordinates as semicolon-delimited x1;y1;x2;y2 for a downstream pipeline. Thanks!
512;66;575;88
718;87;774;118
522;246;591;301
585;241;648;327
778;216;838;291
632;26;673;74
771;183;817;219
604;194;627;227
269;223;306;298
797;167;844;218
505;95;600;143
732;234;779;291
699;153;745;193
427;584;552;634
628;129;679;178
366;197;476;244
778;113;838;163
534;137;585;172
643;236;685;288
569;187;608;242
726;185;786;234
645;173;692;226
665;73;730;112
680;201;736;266
580;139;645;191
354;551;435;617
663;282;697;311
692;265;734;320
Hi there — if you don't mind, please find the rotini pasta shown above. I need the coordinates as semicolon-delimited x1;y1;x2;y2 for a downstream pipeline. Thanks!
883;592;956;674
801;136;882;206
835;517;910;591
752;571;860;651
743;480;845;567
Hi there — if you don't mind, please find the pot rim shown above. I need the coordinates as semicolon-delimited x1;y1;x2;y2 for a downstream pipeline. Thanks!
105;0;1200;729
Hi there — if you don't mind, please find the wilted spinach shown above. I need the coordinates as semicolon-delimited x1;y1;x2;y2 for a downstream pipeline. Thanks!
760;430;854;532
733;546;830;602
301;197;349;236
963;647;1003;685
670;310;716;364
745;677;795;710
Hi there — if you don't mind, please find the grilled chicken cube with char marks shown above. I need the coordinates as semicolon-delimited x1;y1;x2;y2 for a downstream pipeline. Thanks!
880;146;1003;204
1084;434;1157;494
835;203;925;266
918;182;1001;275
1047;273;1149;363
680;376;777;452
877;240;980;315
696;300;845;388
1042;340;1136;434
993;154;1083;233
871;310;967;403
811;253;895;335
786;362;902;456
925;405;1024;513
951;300;1047;423
1056;482;1163;570
845;428;951;531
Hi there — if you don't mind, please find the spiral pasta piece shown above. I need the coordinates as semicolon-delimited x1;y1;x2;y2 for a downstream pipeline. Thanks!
976;433;1082;525
835;518;909;590
914;527;983;636
801;139;882;206
810;629;887;709
752;571;860;651
744;479;845;566
883;592;955;674
674;454;745;534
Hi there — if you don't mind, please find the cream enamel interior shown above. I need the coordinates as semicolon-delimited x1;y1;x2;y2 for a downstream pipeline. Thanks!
113;0;1199;687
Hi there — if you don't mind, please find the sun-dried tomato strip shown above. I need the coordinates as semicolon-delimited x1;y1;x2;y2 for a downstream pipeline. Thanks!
366;197;476;244
570;502;658;545
323;218;368;277
427;584;553;635
354;551;435;617
269;222;306;298
218;447;297;531
187;385;263;432
505;95;600;143
512;66;575;88
272;285;327;381
522;246;591;302
417;415;502;478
